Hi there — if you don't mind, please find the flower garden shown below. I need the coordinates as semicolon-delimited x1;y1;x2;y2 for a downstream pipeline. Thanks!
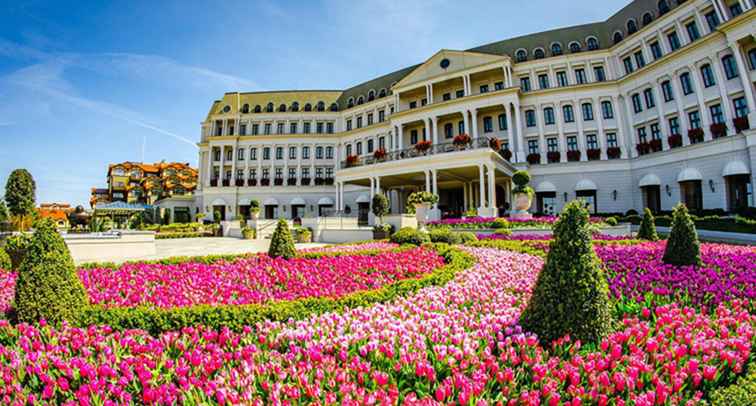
0;205;754;404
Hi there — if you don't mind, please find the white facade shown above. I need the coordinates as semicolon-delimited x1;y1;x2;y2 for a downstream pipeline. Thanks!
197;0;756;221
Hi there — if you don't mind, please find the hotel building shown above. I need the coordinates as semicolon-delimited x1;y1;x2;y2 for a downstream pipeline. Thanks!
198;0;756;223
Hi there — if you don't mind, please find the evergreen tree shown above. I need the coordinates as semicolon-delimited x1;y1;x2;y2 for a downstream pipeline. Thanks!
371;194;390;223
521;200;612;345
637;207;659;241
4;169;36;218
662;203;701;266
268;219;296;259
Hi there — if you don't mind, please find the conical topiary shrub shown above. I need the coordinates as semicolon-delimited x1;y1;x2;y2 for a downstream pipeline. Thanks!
662;203;701;266
268;218;296;259
520;200;612;345
14;219;88;324
637;207;659;241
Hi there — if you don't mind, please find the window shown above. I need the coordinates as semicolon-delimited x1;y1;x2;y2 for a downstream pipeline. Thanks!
495;81;504;91
614;32;624;45
516;49;527;62
544;108;555;125
444;123;453;138
304;103;312;112
587;37;599;50
538;74;549;89
367;139;374;153
410;130;418;145
644;88;656;108
637;127;648;143
274;168;283;180
729;3;743;17
627;20;638;35
642;12;653;26
356;116;363;129
700;64;716;88
547;137;559;152
669;117;680;135
262;168;269;180
250;147;257;160
582;103;594;121
534;49;545;59
345;144;351;156
288;146;297;160
556;71;568;87
249;168;256;180
658;0;669;14
409;101;417;109
251;124;259;135
276;123;285;134
367;113;373;126
661;80;674;102
346;119;352;131
520;77;531;92
528;139;539;154
443;93;451;101
551;43;562;56
705;11;720;31
275;147;283;160
750;49;756;70
632;93;643;113
326;146;333;159
650;41;663;60
650;123;661;140
680;72;694;95
356;141;363;155
378;110;385;122
326;122;334;134
421;98;427;106
680;180;703;212
239;123;247;135
688;110;701;129
525;110;536;127
594;66;606;82
563;105;575;123
457;120;465;135
685;21;700;42
302;146;310;159
264;123;272;135
722;55;738;79
575;68;587;84
263;147;271;160
483;116;494;132
623;57;634;75
289;122;298;134
586;134;598;150
634;51;646;69
378;137;385;149
668;31;681;51
601;101;614;119
498;114;507;130
710;104;724;124
570;42;581;53
607;133;618;148
567;136;578;151
734;97;749;118
225;149;232;161
456;89;465;98
316;122;324;134
480;84;489;93
287;168;296;180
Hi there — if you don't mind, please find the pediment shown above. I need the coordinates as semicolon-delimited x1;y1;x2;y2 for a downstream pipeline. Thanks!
394;50;507;89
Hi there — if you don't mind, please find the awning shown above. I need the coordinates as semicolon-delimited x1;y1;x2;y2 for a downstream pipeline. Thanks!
355;194;371;203
535;181;557;193
318;197;334;205
575;179;597;191
677;168;702;182
210;198;227;206
238;197;252;206
722;161;750;177
263;197;279;206
290;197;306;205
638;174;661;187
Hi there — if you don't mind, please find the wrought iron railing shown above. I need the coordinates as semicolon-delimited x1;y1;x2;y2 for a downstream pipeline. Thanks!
340;138;508;169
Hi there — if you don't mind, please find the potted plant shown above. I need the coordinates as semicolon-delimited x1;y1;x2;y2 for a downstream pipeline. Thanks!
734;116;749;133
586;148;601;161
668;134;683;148
567;150;581;162
488;137;502;151
260;178;270;186
547;151;561;163
324;177;334;186
649;138;662;152
688;128;704;143
501;149;512;161
373;148;387;160
710;123;727;139
294;227;312;243
414;140;432;153
510;170;534;220
300;177;311;185
247;178;257;186
607;147;621;159
407;191;438;230
241;227;255;240
636;143;651;155
371;193;390;238
372;223;393;240
249;200;260;220
453;133;471;147
346;154;359;167
287;178;297;186
526;153;541;164
274;178;284;186
314;177;325;186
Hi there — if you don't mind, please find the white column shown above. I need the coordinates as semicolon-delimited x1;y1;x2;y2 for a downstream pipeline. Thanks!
397;125;404;150
471;109;479;140
463;110;470;137
536;105;546;164
369;178;375;201
431;170;438;209
478;164;486;208
555;103;568;163
219;144;226;184
487;164;496;210
375;177;381;196
463;183;468;211
651;85;669;150
575;102;587;161
730;43;756;110
687;64;712;141
670;72;691;146
613;95;629;158
512;101;525;162
431;116;439;145
713;0;726;23
464;74;471;96
205;148;213;187
595;98;608;160
711;56;735;133
425;170;431;193
426;117;433;142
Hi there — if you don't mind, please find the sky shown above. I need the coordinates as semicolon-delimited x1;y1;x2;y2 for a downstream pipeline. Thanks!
0;0;630;207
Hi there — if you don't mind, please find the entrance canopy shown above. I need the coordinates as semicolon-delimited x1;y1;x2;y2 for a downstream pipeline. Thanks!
263;197;279;206
722;161;750;177
290;197;306;205
677;168;702;182
575;179;597;191
535;181;557;193
94;202;151;216
638;174;661;187
318;197;334;205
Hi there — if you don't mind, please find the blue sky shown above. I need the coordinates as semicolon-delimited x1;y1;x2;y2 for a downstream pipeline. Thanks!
0;0;629;206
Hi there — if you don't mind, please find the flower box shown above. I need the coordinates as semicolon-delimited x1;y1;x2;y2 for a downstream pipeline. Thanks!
586;148;601;161
488;138;502;150
566;150;581;162
668;134;683;148
373;148;387;160
733;116;749;133
453;134;471;147
710;123;727;139
210;179;218;187
260;178;270;186
526;153;541;164
547;151;561;163
414;140;432;153
222;179;230;187
688;128;704;144
501;149;512;160
235;179;245;187
287;178;297;186
300;178;311;186
274;178;284;186
314;178;325;186
649;138;662;152
607;147;621;159
324;178;335;186
247;178;257;186
346;155;359;167
636;143;651;155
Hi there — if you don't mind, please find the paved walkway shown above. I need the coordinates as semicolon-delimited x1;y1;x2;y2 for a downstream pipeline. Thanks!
75;237;327;264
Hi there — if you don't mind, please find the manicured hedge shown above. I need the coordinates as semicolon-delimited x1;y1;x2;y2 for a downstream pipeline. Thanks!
154;231;214;240
466;239;548;257
75;244;474;335
621;214;756;234
708;362;756;405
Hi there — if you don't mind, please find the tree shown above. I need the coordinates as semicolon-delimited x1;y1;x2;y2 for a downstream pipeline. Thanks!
371;194;390;223
4;169;36;218
520;200;612;345
637;208;659;241
0;200;8;223
14;219;88;324
268;219;296;259
662;203;701;266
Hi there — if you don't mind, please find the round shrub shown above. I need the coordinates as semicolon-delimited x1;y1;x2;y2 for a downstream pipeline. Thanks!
457;232;478;243
268;219;296;259
494;228;512;236
512;170;530;187
604;217;618;226
429;228;461;244
662;203;701;266
521;200;612;345
637;208;659;241
14;219;88;324
491;218;510;229
0;248;10;270
390;227;430;246
371;194;390;220
3;233;31;270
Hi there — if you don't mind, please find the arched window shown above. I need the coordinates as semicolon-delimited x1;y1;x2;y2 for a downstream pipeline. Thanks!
613;32;624;45
347;98;354;108
658;0;670;15
367;90;375;101
569;42;581;53
551;43;563;56
265;103;274;113
516;49;527;62
587;37;599;50
278;104;287;112
378;89;387;98
642;12;653;26
316;101;325;111
329;103;338;112
627;20;638;35
291;102;299;112
304;103;312;112
241;104;250;114
534;48;545;59
253;105;261;113
356;96;364;105
222;105;231;113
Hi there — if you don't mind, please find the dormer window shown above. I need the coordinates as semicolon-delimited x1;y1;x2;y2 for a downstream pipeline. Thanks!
291;102;299;112
569;42;581;53
329;103;338;112
613;32;623;44
627;19;638;35
278;104;287;112
254;105;262;113
587;37;599;50
534;48;545;59
241;104;250;114
516;49;527;62
222;105;231;113
266;103;274;112
378;89;387;98
357;96;364;105
367;90;375;101
317;101;325;111
551;43;562;56
642;12;653;26
304;103;312;111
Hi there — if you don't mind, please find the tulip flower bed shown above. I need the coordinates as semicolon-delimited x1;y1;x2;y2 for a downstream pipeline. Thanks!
429;216;606;229
300;241;398;254
478;233;631;241
0;247;753;404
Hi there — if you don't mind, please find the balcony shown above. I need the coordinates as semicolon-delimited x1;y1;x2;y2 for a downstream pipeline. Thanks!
340;138;505;169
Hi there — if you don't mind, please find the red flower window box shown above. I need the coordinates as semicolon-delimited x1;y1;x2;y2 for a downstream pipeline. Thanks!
453;134;471;146
526;153;541;164
733;116;749;133
274;178;284;186
346;155;359;167
488;138;502;150
688;128;704;144
607;147;621;159
547;151;561;163
373;148;387;160
260;179;270;186
566;150;581;162
649;139;662;152
287;178;297;186
668;134;683;148
710;123;727;139
300;178;311;186
586;148;601;160
414;140;432;152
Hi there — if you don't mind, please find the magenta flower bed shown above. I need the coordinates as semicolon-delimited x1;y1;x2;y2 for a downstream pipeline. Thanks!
300;241;398;253
478;233;631;241
0;248;752;404
597;241;756;307
0;246;444;310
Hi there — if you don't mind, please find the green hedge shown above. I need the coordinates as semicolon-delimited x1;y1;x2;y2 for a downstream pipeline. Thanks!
466;239;548;257
621;214;756;234
154;231;214;240
708;361;756;405
75;244;474;335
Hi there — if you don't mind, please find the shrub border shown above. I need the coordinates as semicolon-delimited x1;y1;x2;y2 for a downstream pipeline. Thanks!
75;244;475;335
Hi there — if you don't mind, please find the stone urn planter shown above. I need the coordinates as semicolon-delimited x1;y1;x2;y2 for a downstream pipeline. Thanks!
414;203;431;230
510;170;534;221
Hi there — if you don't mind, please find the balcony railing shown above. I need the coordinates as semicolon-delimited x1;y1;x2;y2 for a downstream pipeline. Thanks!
341;138;504;169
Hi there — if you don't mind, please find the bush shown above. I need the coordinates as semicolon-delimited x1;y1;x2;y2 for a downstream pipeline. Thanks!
241;227;255;239
604;217;618;226
4;169;36;219
268;219;296;259
494;228;512;236
407;191;439;206
709;364;756;405
154;231;213;240
457;232;477;243
294;227;312;243
512;170;531;187
13;219;88;324
429;228;461;244
3;233;31;270
663;203;701;266
491;218;510;229
637;208;659;241
0;248;10;270
520;200;612;345
390;227;430;246
373;223;393;233
371;194;390;221
625;209;638;216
